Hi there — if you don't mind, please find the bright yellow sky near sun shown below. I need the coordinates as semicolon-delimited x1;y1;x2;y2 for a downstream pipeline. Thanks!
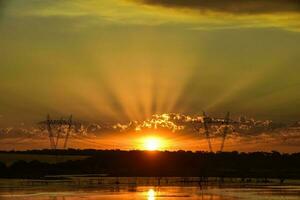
140;136;168;151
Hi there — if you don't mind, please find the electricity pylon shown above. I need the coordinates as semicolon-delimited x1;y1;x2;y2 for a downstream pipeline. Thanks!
195;111;232;152
203;111;213;152
220;112;230;152
39;114;73;150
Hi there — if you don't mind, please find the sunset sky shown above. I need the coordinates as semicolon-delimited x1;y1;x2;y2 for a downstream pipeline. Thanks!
0;0;300;152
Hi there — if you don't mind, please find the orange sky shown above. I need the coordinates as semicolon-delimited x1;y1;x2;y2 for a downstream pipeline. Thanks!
0;0;300;152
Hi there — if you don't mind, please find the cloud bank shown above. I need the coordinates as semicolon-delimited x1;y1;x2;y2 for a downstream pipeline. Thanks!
134;0;300;14
1;113;300;152
127;0;300;32
2;0;300;33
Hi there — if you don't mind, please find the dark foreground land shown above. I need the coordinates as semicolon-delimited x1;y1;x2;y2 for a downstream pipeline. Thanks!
0;150;299;180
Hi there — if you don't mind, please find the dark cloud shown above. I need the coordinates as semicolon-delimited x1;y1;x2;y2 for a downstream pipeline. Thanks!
134;0;300;14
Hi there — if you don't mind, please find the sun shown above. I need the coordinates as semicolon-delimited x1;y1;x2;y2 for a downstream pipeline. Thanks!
143;137;162;151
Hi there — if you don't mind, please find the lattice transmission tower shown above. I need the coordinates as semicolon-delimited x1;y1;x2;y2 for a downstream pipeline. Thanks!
39;114;74;150
195;111;232;152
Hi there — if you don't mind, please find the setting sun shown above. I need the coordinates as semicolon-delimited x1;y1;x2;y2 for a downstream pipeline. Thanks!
143;137;163;151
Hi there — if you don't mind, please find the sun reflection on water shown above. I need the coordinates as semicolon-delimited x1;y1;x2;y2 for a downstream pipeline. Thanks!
147;189;156;200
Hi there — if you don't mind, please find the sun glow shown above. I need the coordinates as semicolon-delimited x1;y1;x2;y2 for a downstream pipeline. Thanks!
143;136;164;151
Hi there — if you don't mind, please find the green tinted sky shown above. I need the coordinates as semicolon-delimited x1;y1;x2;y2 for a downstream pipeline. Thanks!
1;0;300;125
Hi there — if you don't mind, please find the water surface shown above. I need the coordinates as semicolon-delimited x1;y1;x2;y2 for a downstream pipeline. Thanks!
1;185;299;200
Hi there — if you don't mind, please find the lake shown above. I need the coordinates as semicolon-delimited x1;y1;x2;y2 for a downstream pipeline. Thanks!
0;184;299;200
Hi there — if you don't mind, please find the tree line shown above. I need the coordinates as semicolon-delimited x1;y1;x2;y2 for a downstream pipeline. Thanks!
0;150;299;180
